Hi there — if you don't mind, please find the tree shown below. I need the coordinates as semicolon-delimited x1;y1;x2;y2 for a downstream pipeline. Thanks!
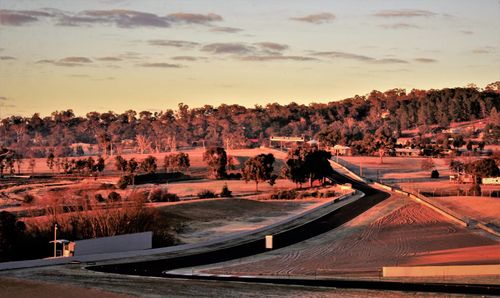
465;158;499;180
28;158;36;174
46;152;55;173
242;153;275;191
283;145;334;188
176;152;190;173
114;155;127;174
136;134;151;154
140;156;157;174
0;211;25;261
203;147;227;179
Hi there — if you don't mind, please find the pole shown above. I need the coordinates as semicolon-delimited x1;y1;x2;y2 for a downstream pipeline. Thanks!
359;161;363;177
53;223;58;258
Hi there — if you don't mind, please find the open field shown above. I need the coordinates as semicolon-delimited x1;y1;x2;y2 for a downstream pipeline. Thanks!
158;197;329;244
427;196;500;226
204;195;500;279
338;156;453;184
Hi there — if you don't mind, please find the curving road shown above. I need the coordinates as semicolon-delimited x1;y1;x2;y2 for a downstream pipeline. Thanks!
90;170;389;275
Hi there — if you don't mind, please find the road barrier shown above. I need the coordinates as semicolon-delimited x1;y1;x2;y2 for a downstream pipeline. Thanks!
382;264;500;277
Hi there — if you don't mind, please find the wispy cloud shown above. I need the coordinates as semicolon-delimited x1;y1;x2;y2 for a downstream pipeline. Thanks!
380;23;421;29
0;9;53;26
472;46;495;54
414;58;438;63
166;13;222;25
36;56;93;67
0;96;7;101
210;26;243;33
460;30;474;35
202;43;256;55
172;56;207;61
254;42;289;52
374;9;437;18
0;56;16;60
138;62;183;68
291;13;335;24
96;56;122;61
313;51;408;64
1;9;222;29
149;39;200;48
239;55;317;62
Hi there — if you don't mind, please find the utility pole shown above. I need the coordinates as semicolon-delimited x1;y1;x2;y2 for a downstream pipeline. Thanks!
359;161;363;177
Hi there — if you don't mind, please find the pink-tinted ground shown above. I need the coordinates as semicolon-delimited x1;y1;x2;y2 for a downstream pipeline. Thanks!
427;196;500;226
205;195;500;278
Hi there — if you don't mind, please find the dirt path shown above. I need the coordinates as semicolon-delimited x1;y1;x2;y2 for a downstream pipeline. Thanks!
204;195;500;277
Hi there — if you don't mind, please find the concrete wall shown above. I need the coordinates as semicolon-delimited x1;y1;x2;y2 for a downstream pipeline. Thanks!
74;231;152;256
383;265;500;277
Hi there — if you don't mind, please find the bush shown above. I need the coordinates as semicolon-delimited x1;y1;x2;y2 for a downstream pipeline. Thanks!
323;190;336;198
431;170;439;179
271;189;298;200
469;184;481;196
149;188;180;202
226;173;242;180
94;193;105;203
23;194;35;204
198;189;217;199
220;183;232;197
108;191;122;201
117;175;132;189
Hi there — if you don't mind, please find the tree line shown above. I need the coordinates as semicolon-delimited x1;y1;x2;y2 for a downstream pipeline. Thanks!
0;83;498;158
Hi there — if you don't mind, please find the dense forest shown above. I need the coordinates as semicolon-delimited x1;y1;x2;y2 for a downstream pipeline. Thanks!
1;82;499;158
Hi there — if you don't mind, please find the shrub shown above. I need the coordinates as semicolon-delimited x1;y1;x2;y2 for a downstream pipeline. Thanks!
220;183;232;198
149;188;180;202
226;173;242;180
117;175;131;189
94;193;105;203
198;189;217;199
271;189;298;200
108;191;122;201
469;184;481;196
323;190;336;198
431;170;440;179
23;194;35;204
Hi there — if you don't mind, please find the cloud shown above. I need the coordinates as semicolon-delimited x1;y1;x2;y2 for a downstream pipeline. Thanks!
291;13;335;24
36;56;93;67
472;47;495;54
172;56;207;61
149;39;200;48
380;23;420;29
373;58;408;64
210;26;243;33
254;42;289;52
313;51;408;64
0;56;16;60
166;13;222;25
96;56;123;61
0;9;52;26
374;9;437;18
66;10;171;28
414;58;438;63
460;30;473;35
0;96;7;101
139;62;182;68
239;55;317;62
202;43;256;55
313;51;374;62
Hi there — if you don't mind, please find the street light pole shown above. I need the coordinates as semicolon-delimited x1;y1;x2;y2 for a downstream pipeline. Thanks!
53;223;58;258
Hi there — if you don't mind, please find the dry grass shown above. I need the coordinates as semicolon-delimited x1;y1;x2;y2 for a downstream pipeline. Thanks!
427;196;500;226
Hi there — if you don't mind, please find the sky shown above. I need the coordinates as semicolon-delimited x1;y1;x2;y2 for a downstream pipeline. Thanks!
0;0;499;117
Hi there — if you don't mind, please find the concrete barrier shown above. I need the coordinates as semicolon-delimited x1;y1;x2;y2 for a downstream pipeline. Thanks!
382;264;500;277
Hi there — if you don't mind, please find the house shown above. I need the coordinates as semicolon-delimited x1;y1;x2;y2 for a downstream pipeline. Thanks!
330;145;352;156
394;148;421;157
